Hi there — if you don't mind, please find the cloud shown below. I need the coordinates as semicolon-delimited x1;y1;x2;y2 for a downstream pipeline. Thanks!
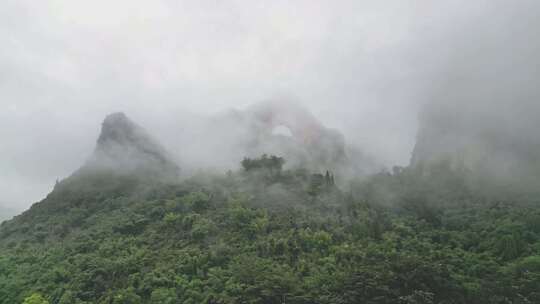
1;0;538;208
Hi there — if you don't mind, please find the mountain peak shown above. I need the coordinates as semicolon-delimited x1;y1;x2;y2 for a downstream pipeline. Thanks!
97;112;145;149
83;112;180;180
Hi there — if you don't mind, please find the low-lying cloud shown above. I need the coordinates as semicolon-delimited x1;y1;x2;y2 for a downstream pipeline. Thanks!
1;0;539;209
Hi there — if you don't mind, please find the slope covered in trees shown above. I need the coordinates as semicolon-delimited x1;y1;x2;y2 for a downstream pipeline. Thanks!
1;155;540;303
1;113;539;304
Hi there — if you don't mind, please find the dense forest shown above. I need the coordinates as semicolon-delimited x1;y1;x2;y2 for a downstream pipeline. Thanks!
1;154;539;304
3;0;540;303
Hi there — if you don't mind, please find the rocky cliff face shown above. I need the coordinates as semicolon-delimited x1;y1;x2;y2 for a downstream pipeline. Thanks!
411;101;540;189
0;113;182;246
243;101;348;171
80;112;180;181
207;101;378;177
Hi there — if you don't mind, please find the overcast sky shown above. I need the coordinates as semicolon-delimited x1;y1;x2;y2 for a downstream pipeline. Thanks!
1;0;537;210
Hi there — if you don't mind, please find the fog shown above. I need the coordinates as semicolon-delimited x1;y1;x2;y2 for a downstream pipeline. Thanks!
1;0;539;210
412;1;540;188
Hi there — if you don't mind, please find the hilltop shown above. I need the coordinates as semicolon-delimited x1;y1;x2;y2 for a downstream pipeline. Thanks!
0;113;539;304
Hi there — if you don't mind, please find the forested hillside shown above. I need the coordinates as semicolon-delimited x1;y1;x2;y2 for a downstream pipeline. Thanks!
1;155;539;304
3;1;540;303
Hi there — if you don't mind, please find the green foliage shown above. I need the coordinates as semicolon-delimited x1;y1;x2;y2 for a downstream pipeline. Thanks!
112;287;141;304
241;154;285;173
400;290;434;304
22;294;49;304
149;288;177;304
0;158;539;303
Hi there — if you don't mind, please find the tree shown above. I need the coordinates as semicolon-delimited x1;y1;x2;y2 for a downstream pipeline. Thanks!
112;288;141;304
150;288;178;304
307;174;324;197
241;154;285;174
399;290;434;304
22;294;49;304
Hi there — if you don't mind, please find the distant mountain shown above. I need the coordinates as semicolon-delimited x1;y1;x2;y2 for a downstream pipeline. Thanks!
206;101;379;177
82;112;180;181
411;100;540;191
1;112;539;304
0;112;181;241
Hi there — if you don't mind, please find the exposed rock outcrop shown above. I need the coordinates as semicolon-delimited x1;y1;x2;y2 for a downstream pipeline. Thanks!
411;101;540;190
205;101;378;177
81;112;180;181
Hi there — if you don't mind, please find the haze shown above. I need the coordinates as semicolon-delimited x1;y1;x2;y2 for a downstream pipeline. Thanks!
1;0;539;210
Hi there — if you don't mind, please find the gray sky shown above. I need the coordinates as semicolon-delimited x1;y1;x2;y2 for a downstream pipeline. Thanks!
1;0;537;209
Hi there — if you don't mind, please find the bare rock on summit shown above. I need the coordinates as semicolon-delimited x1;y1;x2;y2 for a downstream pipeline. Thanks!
201;101;379;177
83;112;180;180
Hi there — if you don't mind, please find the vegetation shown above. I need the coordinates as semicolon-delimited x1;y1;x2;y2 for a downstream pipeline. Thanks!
0;155;539;303
22;294;49;304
